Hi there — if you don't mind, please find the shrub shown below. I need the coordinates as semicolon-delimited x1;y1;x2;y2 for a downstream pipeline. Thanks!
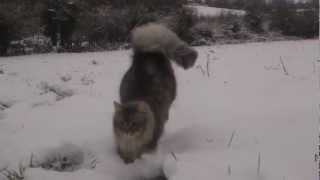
244;12;265;33
243;0;267;33
169;7;198;43
284;10;318;37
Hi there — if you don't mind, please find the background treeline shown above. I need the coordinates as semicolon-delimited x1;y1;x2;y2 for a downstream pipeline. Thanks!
0;0;318;56
204;0;319;37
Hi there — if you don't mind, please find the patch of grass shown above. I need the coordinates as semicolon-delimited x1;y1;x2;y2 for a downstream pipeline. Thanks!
0;164;25;180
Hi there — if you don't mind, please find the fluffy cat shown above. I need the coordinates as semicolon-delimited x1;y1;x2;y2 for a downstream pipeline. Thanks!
113;23;197;163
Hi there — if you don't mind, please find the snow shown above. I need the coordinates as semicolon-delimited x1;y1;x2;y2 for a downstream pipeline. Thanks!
186;5;246;17
0;40;318;180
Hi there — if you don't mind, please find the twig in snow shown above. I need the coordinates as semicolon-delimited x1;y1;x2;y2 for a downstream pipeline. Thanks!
227;130;236;148
170;151;178;161
257;152;261;176
90;158;98;169
206;54;211;77
318;71;320;89
0;102;10;110
227;165;231;176
279;57;289;75
196;65;206;76
29;153;35;168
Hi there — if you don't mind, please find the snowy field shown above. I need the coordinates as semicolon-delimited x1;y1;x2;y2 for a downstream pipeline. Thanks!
0;40;318;180
186;5;246;17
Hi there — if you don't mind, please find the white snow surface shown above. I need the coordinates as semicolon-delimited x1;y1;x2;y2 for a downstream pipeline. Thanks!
186;5;246;17
0;40;318;180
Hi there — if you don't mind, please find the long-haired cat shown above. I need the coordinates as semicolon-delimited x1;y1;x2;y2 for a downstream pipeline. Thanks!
113;23;198;163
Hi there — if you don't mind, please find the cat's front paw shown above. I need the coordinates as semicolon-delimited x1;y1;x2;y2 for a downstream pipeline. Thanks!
118;150;136;164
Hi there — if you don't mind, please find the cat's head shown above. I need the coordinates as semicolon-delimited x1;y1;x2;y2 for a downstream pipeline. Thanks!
113;101;154;135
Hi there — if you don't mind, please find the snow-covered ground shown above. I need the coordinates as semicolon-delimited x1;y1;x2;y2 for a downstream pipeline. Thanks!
0;40;318;180
186;5;246;17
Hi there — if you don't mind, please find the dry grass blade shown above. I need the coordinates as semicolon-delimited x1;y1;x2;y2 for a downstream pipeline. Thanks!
227;165;231;176
279;57;289;75
206;54;211;77
91;158;98;169
1;166;25;180
227;130;236;148
257;152;261;176
170;151;178;161
196;65;206;76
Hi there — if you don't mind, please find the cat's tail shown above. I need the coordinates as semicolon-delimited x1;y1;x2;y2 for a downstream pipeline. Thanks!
131;23;198;69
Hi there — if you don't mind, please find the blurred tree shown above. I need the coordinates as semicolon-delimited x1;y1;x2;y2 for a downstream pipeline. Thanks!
244;0;267;33
0;11;19;56
270;0;296;35
0;17;11;56
269;0;318;37
41;0;78;50
231;0;246;9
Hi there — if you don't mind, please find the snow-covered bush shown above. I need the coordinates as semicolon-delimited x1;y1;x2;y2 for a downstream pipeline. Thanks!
39;144;85;172
39;82;74;101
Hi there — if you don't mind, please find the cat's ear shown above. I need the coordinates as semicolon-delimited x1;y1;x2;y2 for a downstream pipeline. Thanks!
137;102;146;113
113;101;122;112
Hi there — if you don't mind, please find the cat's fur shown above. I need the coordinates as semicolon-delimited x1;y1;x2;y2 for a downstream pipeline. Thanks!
113;23;197;163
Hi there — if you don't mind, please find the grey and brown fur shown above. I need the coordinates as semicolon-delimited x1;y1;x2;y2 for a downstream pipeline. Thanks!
113;23;197;164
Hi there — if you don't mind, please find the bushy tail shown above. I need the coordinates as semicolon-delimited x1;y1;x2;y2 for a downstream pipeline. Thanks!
131;23;197;69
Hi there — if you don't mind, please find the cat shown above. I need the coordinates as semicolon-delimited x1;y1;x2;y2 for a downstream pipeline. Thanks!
113;23;198;163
